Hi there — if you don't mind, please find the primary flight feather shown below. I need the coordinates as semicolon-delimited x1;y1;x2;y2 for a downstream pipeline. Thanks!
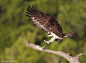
26;5;76;44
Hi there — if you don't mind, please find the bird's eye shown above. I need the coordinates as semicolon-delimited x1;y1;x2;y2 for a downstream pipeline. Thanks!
48;33;51;35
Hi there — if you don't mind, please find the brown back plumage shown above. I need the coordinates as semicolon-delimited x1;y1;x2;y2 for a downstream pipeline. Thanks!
26;5;63;38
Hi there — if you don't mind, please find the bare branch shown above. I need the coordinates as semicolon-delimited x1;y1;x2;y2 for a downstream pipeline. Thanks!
25;41;83;63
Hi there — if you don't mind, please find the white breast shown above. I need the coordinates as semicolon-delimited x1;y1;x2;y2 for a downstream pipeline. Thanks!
49;32;63;39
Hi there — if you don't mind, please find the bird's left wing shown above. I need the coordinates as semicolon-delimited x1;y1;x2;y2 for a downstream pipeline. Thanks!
26;5;53;32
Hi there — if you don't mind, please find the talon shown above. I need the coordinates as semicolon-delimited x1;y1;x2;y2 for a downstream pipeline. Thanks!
44;40;50;44
47;42;50;44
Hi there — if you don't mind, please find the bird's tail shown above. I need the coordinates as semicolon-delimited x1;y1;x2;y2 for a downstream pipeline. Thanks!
63;32;76;38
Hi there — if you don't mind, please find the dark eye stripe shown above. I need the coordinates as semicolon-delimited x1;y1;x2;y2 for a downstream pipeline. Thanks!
48;33;51;35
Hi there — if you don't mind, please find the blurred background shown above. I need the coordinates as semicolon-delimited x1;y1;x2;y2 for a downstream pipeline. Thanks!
0;0;86;63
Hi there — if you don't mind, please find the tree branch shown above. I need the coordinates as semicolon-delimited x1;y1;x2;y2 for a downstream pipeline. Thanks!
25;41;83;63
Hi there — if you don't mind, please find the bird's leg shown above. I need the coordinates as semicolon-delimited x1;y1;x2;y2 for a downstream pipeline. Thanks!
55;39;59;42
44;37;55;44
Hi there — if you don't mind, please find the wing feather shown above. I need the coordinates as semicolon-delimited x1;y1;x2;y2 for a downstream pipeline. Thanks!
26;5;63;37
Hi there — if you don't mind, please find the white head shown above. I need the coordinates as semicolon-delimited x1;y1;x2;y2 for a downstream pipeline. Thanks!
46;32;52;37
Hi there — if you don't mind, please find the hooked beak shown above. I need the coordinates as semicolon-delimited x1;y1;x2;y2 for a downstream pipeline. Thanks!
46;35;48;37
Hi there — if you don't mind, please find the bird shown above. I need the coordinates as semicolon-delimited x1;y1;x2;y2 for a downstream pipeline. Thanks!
26;5;76;44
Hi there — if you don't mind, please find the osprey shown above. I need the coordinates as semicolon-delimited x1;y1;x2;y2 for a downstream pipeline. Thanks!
26;5;76;44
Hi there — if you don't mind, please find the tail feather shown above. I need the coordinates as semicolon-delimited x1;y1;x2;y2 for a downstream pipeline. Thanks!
63;32;76;38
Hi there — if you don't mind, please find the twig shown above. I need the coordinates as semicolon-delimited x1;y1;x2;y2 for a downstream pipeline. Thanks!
25;41;83;63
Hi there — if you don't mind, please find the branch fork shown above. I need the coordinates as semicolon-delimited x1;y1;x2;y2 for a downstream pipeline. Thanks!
25;41;83;63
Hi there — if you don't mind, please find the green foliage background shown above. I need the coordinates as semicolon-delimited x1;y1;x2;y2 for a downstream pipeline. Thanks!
0;0;86;63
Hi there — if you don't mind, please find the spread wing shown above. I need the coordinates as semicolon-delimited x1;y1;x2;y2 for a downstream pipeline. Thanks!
26;5;63;37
